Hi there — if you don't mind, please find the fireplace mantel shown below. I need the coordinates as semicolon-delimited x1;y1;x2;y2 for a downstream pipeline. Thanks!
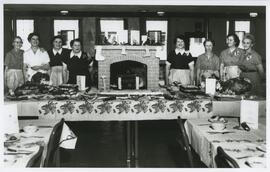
95;45;161;91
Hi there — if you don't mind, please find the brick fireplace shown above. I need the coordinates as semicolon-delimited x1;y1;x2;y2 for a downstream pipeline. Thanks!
95;46;160;90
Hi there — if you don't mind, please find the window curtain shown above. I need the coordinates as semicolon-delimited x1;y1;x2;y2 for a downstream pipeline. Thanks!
34;17;53;51
95;18;101;45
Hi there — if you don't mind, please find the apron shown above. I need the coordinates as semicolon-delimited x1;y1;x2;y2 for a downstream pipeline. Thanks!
224;66;241;80
169;69;191;85
49;66;69;86
6;69;25;91
199;70;219;83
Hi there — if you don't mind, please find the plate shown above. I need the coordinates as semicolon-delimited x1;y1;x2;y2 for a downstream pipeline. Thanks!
246;157;266;168
209;126;228;132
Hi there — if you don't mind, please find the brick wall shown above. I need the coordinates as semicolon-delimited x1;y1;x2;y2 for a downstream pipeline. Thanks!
97;46;160;91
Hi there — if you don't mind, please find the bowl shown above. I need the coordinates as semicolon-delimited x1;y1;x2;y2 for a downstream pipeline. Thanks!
211;121;226;131
23;125;38;134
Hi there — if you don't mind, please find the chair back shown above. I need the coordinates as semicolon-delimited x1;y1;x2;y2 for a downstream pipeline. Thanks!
44;118;64;167
176;116;194;167
26;146;44;167
215;146;239;168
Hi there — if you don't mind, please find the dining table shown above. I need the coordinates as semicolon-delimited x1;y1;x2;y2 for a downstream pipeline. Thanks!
3;120;59;167
184;117;267;168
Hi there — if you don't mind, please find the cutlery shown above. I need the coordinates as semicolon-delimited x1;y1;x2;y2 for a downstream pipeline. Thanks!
198;124;210;126
207;131;235;134
236;156;251;159
4;152;33;155
256;147;266;153
21;136;44;138
245;161;252;167
37;125;52;128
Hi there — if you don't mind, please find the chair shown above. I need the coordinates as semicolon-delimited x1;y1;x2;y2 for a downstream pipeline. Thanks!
176;116;194;167
44;118;65;167
26;146;44;167
215;146;240;168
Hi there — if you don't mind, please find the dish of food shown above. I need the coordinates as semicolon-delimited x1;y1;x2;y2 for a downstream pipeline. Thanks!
208;115;228;123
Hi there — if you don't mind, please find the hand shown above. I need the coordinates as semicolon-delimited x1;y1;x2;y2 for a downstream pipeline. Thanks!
40;47;45;52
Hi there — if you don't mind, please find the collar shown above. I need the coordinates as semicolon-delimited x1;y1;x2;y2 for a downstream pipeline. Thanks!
175;49;185;55
70;51;82;58
53;48;62;55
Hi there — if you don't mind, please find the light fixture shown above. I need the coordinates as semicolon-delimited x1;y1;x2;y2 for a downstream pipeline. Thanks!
249;12;258;18
157;11;165;16
60;10;69;15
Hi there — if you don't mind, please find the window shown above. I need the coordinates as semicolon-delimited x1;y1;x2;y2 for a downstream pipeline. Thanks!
146;20;168;45
100;19;125;44
54;20;79;49
235;21;250;49
16;19;34;51
226;20;250;49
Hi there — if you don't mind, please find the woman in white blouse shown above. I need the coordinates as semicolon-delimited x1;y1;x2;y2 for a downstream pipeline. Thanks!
23;32;50;83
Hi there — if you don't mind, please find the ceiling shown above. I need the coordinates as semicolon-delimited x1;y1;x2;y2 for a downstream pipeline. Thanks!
4;4;265;14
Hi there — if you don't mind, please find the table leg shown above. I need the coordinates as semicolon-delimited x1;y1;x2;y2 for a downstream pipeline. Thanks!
126;121;131;167
134;121;139;167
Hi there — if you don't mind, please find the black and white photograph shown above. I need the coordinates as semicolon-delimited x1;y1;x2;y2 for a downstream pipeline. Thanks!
0;0;269;170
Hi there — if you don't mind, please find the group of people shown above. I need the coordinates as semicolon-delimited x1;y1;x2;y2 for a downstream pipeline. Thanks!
4;33;93;96
167;33;265;95
4;32;265;96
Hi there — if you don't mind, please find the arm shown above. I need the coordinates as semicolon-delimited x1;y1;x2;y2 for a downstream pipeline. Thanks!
189;62;195;85
256;64;265;81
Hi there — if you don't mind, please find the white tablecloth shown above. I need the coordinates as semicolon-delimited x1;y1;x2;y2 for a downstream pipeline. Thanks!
185;118;266;168
3;120;58;167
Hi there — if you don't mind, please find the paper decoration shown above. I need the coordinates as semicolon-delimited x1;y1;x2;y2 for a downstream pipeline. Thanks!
130;30;140;45
189;37;206;57
59;122;77;149
76;75;86;90
240;100;259;129
141;35;147;45
95;46;105;61
118;77;122;90
155;46;167;60
205;78;216;95
118;30;128;44
136;76;139;90
2;104;19;134
121;47;127;55
144;47;150;57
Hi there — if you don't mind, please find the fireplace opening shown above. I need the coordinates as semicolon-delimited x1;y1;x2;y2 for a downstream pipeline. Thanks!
110;60;147;90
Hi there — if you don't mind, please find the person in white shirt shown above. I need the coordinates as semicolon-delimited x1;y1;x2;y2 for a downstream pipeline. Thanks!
23;32;50;83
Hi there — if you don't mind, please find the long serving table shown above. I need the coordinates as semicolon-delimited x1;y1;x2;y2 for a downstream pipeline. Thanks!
184;117;266;168
4;97;266;167
3;120;59;167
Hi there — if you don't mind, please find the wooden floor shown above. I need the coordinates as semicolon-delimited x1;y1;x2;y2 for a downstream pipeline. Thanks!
60;120;207;168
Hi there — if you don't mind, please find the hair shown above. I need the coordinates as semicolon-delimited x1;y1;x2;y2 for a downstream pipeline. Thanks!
13;36;23;43
51;35;63;44
173;35;189;50
243;33;255;45
27;32;40;42
203;39;215;47
70;38;82;47
226;33;240;47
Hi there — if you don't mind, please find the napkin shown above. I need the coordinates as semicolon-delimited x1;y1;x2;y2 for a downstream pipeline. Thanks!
59;123;77;149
